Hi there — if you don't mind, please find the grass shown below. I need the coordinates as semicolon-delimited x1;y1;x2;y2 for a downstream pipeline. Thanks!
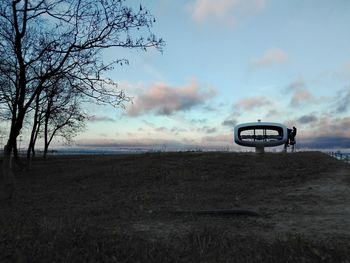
0;151;350;262
2;223;350;262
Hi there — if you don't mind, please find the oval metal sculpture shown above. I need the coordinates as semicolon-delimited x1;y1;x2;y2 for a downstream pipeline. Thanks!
234;121;288;153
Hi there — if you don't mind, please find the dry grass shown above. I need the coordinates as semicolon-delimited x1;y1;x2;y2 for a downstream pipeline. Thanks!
0;151;350;262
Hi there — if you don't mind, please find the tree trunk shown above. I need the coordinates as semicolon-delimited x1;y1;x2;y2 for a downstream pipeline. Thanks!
32;126;40;158
13;141;18;160
43;144;48;159
27;128;36;160
27;93;41;161
43;95;52;159
27;117;39;163
43;110;49;159
2;101;26;199
43;130;56;159
43;117;48;159
1;144;15;200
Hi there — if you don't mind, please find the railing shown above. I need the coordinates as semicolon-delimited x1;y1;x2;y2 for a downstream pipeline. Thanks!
240;135;283;141
328;151;350;163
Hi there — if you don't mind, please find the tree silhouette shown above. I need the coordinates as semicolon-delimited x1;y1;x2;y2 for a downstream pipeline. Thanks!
0;0;164;199
26;76;86;161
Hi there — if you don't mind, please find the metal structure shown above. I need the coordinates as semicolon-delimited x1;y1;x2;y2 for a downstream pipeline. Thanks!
234;121;288;153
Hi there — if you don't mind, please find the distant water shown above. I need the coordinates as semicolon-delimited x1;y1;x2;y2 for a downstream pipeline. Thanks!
1;147;349;157
326;151;350;162
50;147;158;155
49;145;213;155
0;146;158;156
51;147;350;156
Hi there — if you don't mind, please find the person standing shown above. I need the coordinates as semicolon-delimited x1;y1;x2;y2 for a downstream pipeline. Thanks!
289;127;297;152
284;127;297;152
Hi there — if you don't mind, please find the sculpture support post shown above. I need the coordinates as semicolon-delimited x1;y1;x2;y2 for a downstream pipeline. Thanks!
255;146;265;154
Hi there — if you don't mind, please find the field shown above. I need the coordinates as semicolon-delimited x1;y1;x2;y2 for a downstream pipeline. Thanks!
1;151;350;262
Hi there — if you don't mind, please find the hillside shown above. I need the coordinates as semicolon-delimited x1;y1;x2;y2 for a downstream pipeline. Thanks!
1;152;350;262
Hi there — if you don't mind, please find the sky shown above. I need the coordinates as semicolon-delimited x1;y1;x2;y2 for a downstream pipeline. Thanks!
55;0;350;150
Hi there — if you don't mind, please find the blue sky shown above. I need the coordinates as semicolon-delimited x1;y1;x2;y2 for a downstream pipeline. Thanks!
75;0;350;150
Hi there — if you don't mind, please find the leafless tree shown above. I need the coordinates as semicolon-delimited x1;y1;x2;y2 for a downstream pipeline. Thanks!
0;0;164;199
26;76;86;160
41;78;86;158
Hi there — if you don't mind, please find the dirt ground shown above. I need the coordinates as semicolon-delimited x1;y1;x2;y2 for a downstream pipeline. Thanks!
1;151;349;243
127;152;350;241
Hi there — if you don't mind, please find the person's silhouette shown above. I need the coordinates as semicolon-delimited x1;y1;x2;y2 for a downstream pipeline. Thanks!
284;127;297;152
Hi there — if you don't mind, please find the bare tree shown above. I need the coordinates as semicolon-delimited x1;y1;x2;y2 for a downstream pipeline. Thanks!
41;78;86;158
0;0;164;199
26;76;86;160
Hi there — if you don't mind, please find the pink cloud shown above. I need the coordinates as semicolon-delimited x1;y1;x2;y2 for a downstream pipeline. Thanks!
250;48;289;68
187;0;267;25
235;96;272;111
301;116;350;138
126;81;216;116
290;90;314;107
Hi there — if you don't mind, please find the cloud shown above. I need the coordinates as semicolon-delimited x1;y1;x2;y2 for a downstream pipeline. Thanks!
300;136;350;149
155;126;167;132
301;116;350;139
190;118;207;124
88;115;115;122
250;48;289;68
283;78;305;94
187;0;267;26
76;138;185;148
225;96;272;120
264;109;281;119
139;124;188;135
201;133;232;146
282;79;317;107
334;88;350;113
142;120;155;127
321;117;350;137
222;118;238;127
251;115;349;149
235;96;272;111
196;126;217;134
202;104;218;112
170;127;187;134
284;79;327;108
205;127;217;133
334;62;350;80
126;81;216;116
290;90;314;107
297;114;318;124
